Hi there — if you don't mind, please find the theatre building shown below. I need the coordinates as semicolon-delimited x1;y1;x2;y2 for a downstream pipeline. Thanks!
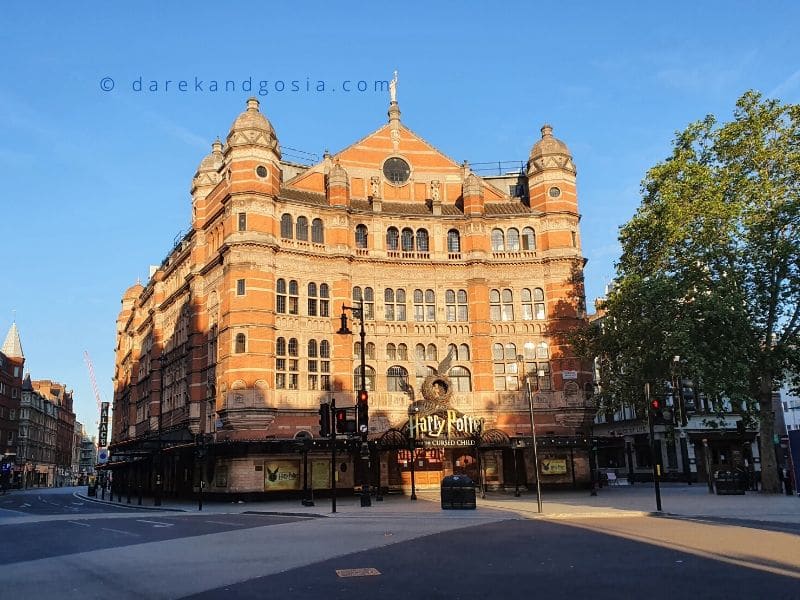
110;94;595;499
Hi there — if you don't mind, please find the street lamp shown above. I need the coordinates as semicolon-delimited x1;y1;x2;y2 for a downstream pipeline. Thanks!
517;355;543;513
408;404;418;501
336;297;371;508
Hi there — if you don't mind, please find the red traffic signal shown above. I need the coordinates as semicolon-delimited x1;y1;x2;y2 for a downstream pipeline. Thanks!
650;399;661;411
358;390;368;404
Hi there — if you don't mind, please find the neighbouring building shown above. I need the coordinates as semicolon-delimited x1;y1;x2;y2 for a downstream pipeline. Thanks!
780;382;800;434
31;380;77;486
18;375;57;487
72;420;83;484
78;426;97;483
110;93;593;498
589;299;761;487
0;323;25;487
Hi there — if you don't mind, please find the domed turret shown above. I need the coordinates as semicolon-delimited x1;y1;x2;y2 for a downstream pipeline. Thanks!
327;159;350;207
226;97;279;155
528;124;575;176
122;283;144;302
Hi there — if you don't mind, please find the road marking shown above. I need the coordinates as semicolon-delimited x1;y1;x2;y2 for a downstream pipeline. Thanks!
67;521;91;527
21;503;31;508
336;568;381;578
101;527;139;537
135;519;174;528
71;501;85;506
203;520;246;526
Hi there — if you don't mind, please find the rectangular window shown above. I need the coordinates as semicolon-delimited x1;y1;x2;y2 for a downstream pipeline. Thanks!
308;298;317;316
238;212;247;231
320;299;329;317
289;297;299;315
446;306;456;322
236;279;246;295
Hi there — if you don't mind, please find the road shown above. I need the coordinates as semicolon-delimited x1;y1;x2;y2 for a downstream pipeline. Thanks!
0;487;797;599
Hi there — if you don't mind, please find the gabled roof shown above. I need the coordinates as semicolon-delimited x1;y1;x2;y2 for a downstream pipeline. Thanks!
1;322;23;359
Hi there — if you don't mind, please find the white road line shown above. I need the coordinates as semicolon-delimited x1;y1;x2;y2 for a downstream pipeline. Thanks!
135;519;174;528
67;521;91;527
203;520;245;526
101;527;139;537
20;503;31;508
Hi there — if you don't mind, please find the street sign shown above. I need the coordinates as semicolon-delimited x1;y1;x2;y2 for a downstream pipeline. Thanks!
99;402;110;447
98;448;109;464
562;370;578;380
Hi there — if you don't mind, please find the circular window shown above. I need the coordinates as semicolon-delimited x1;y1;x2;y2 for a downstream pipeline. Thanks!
256;165;268;178
382;157;411;185
548;186;561;198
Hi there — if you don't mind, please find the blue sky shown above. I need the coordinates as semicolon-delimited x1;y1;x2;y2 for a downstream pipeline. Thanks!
2;1;799;432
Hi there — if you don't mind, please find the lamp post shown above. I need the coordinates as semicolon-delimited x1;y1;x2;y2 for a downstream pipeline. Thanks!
672;356;692;485
336;297;371;508
517;355;543;513
408;404;418;501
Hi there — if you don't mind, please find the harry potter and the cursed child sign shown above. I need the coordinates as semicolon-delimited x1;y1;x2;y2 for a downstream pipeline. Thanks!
405;351;484;447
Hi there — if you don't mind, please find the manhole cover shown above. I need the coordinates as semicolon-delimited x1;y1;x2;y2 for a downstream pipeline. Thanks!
336;568;381;578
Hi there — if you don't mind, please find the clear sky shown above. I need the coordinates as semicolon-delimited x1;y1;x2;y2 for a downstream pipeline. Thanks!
2;1;799;433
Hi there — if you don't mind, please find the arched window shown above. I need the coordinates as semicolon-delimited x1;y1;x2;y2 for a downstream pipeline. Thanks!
354;341;362;358
446;289;468;322
448;343;458;360
276;278;286;313
415;343;426;361
288;280;299;315
534;288;545;319
522;288;533;320
235;333;246;354
320;283;330;317
366;342;375;359
459;344;470;360
296;216;309;241
385;288;406;321
387;343;397;360
537;342;549;359
426;344;437;361
522;227;536;251
354;365;376;391
308;339;318;357
387;365;409;392
501;289;514;320
397;343;408;360
491;228;505;251
311;218;324;243
363;287;374;319
414;289;436;321
507;228;520;251
490;289;501;321
449;366;472;392
416;365;436;389
401;228;414;252
276;337;287;389
386;227;399;251
308;283;318;316
355;224;368;249
447;229;461;254
416;229;429;252
280;214;293;239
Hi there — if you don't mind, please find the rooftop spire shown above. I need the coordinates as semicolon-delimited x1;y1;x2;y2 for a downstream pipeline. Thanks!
1;321;23;359
388;70;401;126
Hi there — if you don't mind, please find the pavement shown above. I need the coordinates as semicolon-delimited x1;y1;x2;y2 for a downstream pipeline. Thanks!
67;482;800;524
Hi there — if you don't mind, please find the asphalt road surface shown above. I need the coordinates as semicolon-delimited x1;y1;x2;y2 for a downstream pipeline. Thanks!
0;487;152;515
1;487;797;600
182;518;800;600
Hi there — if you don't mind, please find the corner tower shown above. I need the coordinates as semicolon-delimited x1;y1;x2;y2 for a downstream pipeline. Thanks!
224;97;282;197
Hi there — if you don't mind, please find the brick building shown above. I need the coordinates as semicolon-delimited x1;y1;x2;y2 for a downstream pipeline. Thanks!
31;380;77;486
18;375;57;486
110;95;594;498
1;323;25;486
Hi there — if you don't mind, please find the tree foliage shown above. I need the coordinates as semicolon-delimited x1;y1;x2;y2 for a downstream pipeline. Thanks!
575;91;800;493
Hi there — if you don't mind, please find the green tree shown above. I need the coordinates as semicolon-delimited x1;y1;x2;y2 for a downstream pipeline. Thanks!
581;92;800;493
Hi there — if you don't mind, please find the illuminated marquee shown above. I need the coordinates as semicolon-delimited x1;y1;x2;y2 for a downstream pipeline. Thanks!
409;409;483;446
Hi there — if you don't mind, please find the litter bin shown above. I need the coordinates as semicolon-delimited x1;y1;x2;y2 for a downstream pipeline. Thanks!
440;475;476;509
87;484;97;497
713;469;747;495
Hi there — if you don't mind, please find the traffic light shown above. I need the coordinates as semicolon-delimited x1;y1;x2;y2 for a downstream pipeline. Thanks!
335;407;356;434
319;403;331;437
357;390;369;433
649;398;672;426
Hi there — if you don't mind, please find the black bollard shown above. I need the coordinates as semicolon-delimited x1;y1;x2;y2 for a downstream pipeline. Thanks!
137;484;142;505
